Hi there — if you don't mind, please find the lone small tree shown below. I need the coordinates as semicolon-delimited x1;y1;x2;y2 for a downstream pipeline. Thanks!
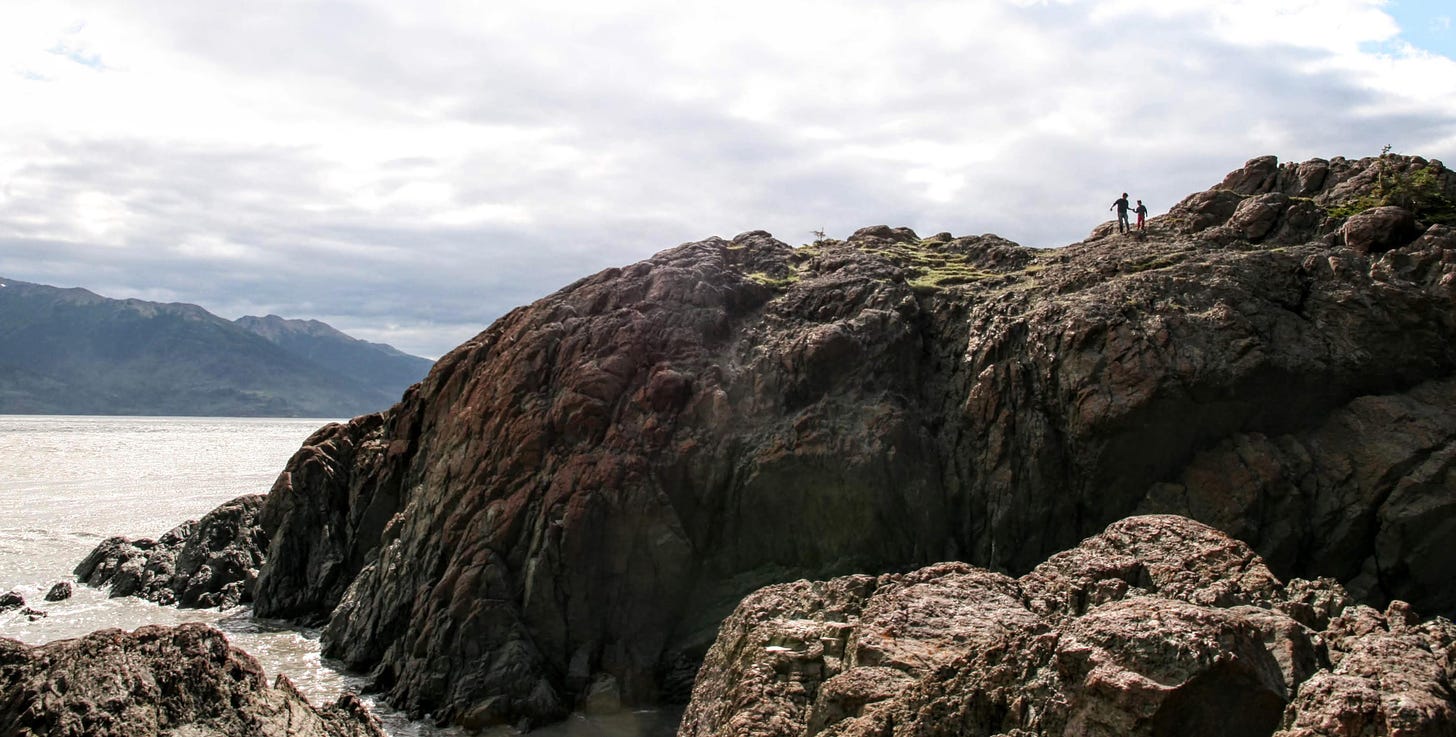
1331;147;1456;224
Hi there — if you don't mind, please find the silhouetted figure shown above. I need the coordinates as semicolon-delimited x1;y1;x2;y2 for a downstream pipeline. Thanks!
1135;200;1148;231
1111;193;1132;233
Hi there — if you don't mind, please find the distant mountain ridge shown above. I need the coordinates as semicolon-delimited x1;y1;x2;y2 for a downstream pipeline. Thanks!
234;314;433;398
0;277;432;417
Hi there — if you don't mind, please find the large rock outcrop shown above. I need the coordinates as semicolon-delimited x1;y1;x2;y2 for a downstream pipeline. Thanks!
678;515;1456;737
205;154;1456;727
0;623;384;737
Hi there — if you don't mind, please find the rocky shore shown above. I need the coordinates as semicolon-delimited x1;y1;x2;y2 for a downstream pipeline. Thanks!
0;623;383;737
74;494;272;610
74;153;1456;731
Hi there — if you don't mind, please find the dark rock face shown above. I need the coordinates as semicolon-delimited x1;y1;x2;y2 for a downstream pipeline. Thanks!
75;494;272;609
43;582;71;602
0;623;384;737
253;413;403;623
0;591;22;613
240;154;1456;727
679;515;1456;737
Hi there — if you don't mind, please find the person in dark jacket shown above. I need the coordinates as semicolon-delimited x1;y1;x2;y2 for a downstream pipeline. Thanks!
1135;199;1148;231
1110;193;1132;233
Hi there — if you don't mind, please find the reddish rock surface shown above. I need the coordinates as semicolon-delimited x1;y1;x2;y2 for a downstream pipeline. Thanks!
159;153;1456;728
0;623;383;737
1343;205;1421;253
679;515;1456;737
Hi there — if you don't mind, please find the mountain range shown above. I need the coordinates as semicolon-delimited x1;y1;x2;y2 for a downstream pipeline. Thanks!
0;278;432;417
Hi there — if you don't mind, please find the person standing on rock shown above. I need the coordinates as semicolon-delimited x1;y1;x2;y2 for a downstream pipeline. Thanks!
1135;199;1148;231
1111;193;1132;233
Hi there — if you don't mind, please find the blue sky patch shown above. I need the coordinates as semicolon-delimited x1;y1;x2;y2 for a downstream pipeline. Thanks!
47;40;107;71
1386;0;1455;58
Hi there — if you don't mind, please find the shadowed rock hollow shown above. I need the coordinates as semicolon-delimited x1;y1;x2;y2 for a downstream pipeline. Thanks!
678;515;1456;737
151;153;1456;728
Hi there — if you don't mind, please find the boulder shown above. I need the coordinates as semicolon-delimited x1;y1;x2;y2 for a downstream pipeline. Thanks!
44;582;72;602
1220;154;1280;194
1225;192;1289;241
1283;158;1330;196
0;591;21;613
1343;205;1421;254
1168;188;1244;233
74;494;272;609
679;516;1456;737
0;623;384;737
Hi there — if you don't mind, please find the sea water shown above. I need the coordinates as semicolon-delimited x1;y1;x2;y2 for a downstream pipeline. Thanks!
0;415;678;737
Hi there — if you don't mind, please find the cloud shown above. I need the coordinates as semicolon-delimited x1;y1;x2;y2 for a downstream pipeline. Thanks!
2;0;1455;358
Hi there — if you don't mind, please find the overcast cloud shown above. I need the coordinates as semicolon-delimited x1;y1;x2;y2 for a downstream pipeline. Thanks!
3;0;1455;357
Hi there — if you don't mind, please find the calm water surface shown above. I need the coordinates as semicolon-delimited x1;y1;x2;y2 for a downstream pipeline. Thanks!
0;415;678;737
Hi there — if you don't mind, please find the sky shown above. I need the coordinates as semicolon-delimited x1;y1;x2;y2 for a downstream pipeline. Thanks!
2;0;1455;359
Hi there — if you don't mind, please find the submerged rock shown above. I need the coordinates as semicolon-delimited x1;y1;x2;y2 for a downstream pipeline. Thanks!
0;622;384;737
679;515;1456;737
74;494;271;609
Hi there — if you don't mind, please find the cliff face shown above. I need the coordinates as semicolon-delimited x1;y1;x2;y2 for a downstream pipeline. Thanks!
249;154;1456;727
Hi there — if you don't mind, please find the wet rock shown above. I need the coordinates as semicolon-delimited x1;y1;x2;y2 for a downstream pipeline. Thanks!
680;516;1456;737
44;582;72;602
0;623;385;737
0;591;21;613
74;494;272;609
20;607;46;621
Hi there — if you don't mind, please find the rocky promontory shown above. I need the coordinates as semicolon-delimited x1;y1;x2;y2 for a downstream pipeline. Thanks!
679;515;1456;737
75;494;272;609
0;623;384;737
83;153;1456;729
